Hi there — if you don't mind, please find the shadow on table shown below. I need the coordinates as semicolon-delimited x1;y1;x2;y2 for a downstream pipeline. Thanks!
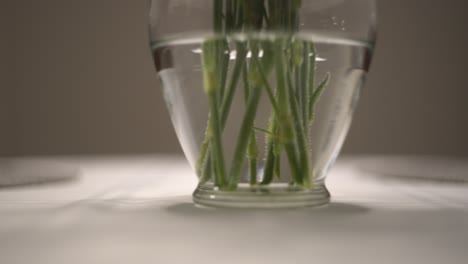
165;201;370;217
0;158;80;189
356;156;468;184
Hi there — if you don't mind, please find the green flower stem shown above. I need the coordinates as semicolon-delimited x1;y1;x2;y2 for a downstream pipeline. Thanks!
274;151;281;178
208;90;227;187
284;137;300;184
196;116;212;176
249;159;258;185
301;43;311;127
201;38;227;187
214;0;223;32
199;41;233;183
308;43;317;119
274;41;301;184
262;1;303;186
225;0;235;31
294;66;301;102
250;55;282;185
228;84;263;189
275;42;293;124
243;57;259;186
195;0;330;190
287;65;312;187
249;59;278;181
194;0;226;186
200;155;212;184
260;115;278;185
196;43;247;183
252;57;280;115
218;40;230;102
261;141;276;185
221;44;247;125
248;132;258;186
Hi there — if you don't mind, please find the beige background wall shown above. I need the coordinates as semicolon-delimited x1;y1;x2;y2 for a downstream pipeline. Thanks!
1;0;467;157
347;0;468;155
0;0;15;155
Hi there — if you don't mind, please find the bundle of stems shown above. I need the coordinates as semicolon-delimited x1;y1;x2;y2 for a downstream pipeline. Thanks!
196;0;329;190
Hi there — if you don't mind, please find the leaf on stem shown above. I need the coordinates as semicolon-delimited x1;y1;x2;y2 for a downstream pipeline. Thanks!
309;72;330;121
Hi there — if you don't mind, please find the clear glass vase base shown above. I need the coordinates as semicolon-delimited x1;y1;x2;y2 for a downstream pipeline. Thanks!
193;183;330;209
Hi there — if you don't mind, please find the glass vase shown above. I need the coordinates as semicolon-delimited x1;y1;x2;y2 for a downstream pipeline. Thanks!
149;0;377;208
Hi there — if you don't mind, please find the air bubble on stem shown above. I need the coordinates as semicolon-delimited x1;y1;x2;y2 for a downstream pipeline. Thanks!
193;48;266;60
308;53;327;62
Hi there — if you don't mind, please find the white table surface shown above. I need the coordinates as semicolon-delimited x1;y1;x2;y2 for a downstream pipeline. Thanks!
0;155;467;264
